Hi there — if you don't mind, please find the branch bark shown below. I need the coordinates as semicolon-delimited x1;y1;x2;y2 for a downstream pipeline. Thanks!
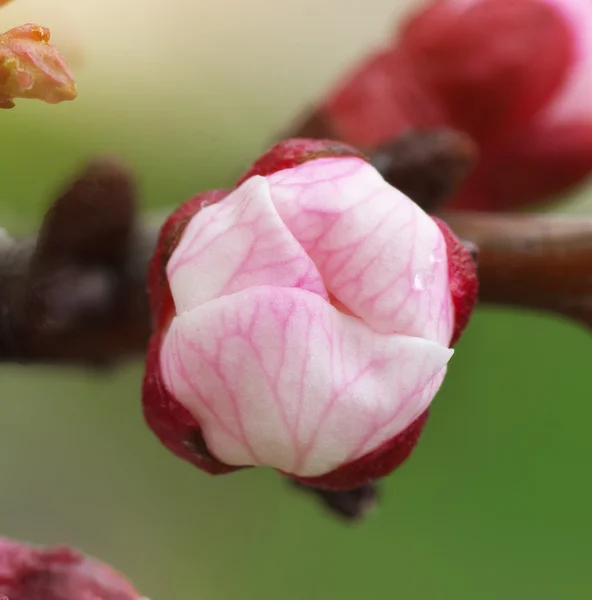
442;211;592;329
0;158;156;365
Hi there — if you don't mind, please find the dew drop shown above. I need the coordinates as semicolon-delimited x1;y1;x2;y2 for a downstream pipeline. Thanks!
429;247;445;264
413;270;434;291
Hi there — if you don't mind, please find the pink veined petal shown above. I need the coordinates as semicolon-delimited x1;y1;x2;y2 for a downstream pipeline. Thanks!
160;286;453;477
166;176;328;314
267;157;454;346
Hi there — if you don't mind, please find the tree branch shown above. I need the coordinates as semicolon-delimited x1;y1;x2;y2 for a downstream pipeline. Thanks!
441;211;592;330
0;158;156;365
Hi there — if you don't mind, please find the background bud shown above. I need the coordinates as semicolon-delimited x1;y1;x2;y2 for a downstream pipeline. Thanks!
304;0;592;211
0;24;76;108
0;537;142;600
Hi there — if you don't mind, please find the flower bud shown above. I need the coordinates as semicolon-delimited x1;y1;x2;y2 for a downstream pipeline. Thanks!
313;0;592;210
0;24;76;108
0;537;142;600
143;140;478;490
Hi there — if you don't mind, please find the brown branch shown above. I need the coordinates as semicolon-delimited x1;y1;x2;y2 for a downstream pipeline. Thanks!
0;158;156;365
441;211;592;329
369;129;477;213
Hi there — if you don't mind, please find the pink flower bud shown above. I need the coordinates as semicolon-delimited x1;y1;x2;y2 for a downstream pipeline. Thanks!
317;0;592;211
0;537;142;600
143;140;478;490
0;24;76;109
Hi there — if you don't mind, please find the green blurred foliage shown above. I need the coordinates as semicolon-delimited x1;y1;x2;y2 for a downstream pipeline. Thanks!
1;100;592;600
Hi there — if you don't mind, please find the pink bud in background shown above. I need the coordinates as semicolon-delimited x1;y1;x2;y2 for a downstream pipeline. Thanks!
0;24;76;109
315;0;592;211
143;140;478;490
0;537;142;600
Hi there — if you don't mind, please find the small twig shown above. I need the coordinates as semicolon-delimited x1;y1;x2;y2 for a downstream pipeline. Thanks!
0;158;156;365
441;211;592;330
370;129;477;212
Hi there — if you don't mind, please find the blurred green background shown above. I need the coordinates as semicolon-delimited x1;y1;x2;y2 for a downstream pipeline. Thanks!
2;2;592;599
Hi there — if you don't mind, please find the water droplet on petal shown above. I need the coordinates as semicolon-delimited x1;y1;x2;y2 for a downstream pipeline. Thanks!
429;248;445;264
413;270;434;291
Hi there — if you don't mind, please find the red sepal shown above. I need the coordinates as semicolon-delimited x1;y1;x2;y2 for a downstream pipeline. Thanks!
432;216;479;346
237;138;367;185
144;189;238;475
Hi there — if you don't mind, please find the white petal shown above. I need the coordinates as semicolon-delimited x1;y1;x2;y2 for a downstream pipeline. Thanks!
160;286;452;477
267;157;454;345
167;176;327;315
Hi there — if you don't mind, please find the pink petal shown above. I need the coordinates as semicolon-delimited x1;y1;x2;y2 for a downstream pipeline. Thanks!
160;286;452;477
167;176;328;315
267;157;454;345
539;0;592;124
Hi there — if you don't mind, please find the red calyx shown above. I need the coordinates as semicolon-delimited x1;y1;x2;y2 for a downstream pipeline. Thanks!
433;217;479;347
237;138;367;185
0;538;140;600
144;188;238;475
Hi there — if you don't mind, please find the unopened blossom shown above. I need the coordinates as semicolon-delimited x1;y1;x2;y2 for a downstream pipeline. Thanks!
0;24;76;108
143;139;478;490
0;537;143;600
311;0;592;211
